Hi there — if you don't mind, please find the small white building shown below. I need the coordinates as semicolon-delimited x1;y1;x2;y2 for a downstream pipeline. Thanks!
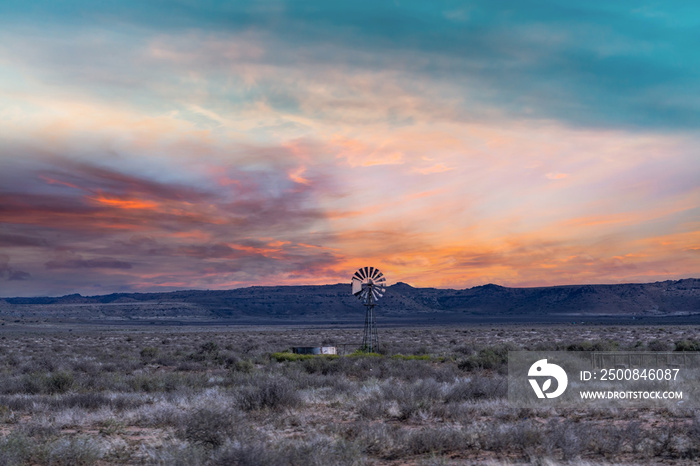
292;346;338;355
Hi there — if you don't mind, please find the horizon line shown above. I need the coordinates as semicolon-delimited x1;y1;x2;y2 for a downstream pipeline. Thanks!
2;277;697;300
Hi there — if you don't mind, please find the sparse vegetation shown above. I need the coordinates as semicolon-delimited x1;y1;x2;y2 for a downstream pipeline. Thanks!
0;325;696;464
675;339;700;352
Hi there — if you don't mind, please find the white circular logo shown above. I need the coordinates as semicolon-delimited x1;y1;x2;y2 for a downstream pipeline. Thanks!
528;358;568;399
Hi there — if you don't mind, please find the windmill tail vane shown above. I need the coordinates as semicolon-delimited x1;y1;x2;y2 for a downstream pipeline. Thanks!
351;267;386;353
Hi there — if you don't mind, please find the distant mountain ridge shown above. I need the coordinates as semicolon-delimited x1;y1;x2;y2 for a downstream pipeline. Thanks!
2;279;699;322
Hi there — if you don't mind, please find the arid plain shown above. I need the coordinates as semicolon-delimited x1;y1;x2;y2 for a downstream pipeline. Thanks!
0;323;698;465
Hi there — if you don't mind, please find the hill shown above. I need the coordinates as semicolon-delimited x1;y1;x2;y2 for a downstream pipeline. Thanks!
1;279;699;325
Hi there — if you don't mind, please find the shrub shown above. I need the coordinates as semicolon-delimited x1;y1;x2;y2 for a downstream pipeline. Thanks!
391;354;431;361
178;407;242;448
213;437;362;466
347;350;382;358
21;374;44;395
454;344;475;355
301;356;342;375
647;340;673;352
543;419;591;460
0;396;33;412
46;437;102;465
444;376;506;402
232;359;255;373
18;422;59;440
674;340;700;352
140;347;158;360
97;418;124;436
357;396;388;420
403;427;465;455
71;360;99;375
505;420;543;452
458;346;510;371
0;432;34;466
237;377;301;411
140;441;208;466
46;371;74;394
200;341;219;354
380;378;442;420
352;423;397;458
271;352;315;362
566;339;619;352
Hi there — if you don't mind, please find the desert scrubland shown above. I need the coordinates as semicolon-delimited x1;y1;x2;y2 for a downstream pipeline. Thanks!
0;325;698;465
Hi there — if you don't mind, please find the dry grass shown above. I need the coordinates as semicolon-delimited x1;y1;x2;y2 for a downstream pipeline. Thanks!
0;325;697;464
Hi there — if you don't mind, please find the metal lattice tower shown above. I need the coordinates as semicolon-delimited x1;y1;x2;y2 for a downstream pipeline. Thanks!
351;267;386;353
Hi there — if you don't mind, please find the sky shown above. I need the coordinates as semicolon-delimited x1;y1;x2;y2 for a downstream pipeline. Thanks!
0;1;698;297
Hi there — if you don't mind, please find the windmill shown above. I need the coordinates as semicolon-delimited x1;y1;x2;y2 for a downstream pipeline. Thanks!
351;266;386;353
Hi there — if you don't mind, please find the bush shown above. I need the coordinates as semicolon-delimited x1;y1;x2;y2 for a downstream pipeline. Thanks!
391;354;431;361
49;393;112;410
458;344;514;371
271;352;315;362
542;419;591;460
200;341;220;354
301;356;343;375
647;340;673;352
232;359;255;373
46;371;74;394
444;376;506;402
347;350;382;358
380;378;442;420
140;347;158;360
0;396;33;412
402;427;465;455
675;340;700;352
213;437;362;466
46;437;102;465
21;374;44;395
338;422;390;456
357;396;388;420
566;339;619;352
178;407;242;448
237;377;301;411
0;432;34;466
18;422;59;440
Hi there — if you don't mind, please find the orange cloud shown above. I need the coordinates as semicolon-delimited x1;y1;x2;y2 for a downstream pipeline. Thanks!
91;195;159;210
227;243;283;258
288;166;310;185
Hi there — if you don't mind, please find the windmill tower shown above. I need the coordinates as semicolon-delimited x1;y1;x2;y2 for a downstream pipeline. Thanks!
351;267;386;353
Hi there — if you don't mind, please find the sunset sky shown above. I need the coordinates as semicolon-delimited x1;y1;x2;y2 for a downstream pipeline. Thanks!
1;1;698;296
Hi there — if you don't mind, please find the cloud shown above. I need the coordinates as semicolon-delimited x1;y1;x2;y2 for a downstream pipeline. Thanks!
0;233;48;247
0;254;31;281
0;150;334;238
3;2;699;129
0;2;699;296
45;257;133;270
0;152;346;294
7;270;31;281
